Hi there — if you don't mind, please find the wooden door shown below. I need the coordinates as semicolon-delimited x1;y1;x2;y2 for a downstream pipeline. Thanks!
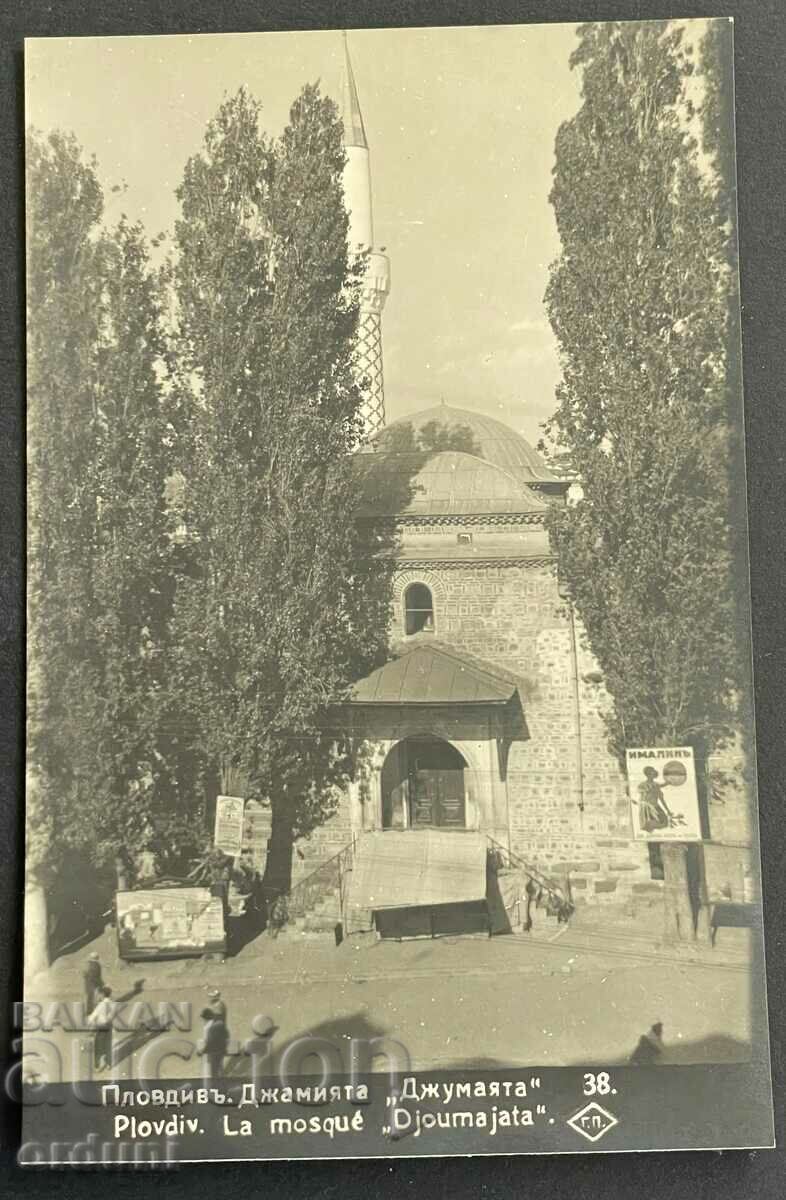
411;767;465;828
435;768;465;827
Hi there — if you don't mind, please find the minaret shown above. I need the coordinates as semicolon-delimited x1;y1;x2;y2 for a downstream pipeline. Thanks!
341;32;391;439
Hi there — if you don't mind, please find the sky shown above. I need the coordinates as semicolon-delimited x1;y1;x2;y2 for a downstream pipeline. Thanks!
25;24;586;447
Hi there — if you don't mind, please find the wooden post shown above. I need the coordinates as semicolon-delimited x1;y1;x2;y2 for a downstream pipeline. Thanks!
661;843;695;942
694;843;713;944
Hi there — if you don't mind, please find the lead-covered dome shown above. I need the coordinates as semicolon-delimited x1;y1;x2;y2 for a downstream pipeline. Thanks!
376;403;560;486
357;403;561;518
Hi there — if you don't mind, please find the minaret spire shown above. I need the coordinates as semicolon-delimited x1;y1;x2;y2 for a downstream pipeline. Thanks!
341;30;367;149
340;31;390;440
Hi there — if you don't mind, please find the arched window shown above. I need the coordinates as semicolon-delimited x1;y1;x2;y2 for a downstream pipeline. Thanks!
404;583;434;635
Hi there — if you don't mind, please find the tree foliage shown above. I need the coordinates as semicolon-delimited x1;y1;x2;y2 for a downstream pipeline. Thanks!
170;87;392;891
26;130;181;883
27;83;397;903
543;21;743;767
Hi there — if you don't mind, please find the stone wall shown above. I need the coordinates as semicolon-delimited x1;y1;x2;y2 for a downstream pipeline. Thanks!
702;745;760;901
293;548;764;910
702;840;755;903
391;559;652;903
280;516;756;915
291;792;355;886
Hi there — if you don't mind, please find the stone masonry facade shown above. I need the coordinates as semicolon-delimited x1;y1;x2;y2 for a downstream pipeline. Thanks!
290;511;756;913
293;543;655;905
390;557;655;905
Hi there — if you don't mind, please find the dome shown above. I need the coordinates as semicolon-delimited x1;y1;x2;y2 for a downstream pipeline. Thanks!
376;403;560;485
357;448;547;517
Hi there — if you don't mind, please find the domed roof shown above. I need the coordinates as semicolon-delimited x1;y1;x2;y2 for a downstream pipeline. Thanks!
377;403;560;485
357;448;547;517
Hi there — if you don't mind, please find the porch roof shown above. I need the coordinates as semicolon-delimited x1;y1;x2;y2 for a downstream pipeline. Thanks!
349;642;518;705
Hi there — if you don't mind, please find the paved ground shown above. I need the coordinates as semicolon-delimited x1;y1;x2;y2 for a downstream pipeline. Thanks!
23;912;758;1082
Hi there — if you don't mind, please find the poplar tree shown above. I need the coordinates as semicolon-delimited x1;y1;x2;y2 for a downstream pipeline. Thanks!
171;87;391;894
26;132;179;963
543;21;743;774
26;129;104;968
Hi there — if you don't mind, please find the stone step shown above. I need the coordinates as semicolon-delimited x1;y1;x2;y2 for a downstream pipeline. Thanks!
302;917;341;934
287;882;343;931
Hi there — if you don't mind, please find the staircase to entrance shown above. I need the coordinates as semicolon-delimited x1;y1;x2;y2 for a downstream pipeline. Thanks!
280;832;574;937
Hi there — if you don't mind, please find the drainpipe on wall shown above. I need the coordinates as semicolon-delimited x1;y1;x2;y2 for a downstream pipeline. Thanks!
567;599;586;830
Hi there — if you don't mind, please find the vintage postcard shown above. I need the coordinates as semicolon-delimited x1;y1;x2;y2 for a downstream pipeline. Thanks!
21;20;773;1163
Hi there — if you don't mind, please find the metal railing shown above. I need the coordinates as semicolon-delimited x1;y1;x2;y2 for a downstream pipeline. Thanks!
486;835;574;922
283;832;573;927
284;835;357;921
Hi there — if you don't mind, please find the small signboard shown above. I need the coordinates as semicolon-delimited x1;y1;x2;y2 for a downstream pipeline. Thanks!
116;887;226;960
242;797;272;870
626;746;701;842
214;794;245;856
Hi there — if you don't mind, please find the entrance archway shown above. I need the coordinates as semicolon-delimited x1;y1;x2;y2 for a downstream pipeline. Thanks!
381;736;467;830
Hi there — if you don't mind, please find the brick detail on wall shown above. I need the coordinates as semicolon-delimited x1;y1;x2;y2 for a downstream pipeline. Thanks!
291;794;354;884
295;553;754;910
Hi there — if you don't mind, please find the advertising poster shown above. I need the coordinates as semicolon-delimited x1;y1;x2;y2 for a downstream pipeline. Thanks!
213;795;245;856
625;747;702;842
116;888;226;959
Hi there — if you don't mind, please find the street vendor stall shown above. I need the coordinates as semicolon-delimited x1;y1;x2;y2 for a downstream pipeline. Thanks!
116;884;226;960
114;794;270;961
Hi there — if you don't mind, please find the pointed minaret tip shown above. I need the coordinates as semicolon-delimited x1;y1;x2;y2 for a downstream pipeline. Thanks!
341;30;368;150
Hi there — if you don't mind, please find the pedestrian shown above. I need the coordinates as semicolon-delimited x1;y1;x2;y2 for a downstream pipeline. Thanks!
233;850;257;897
82;951;103;1026
207;987;227;1023
87;985;116;1072
267;893;288;938
197;1007;229;1081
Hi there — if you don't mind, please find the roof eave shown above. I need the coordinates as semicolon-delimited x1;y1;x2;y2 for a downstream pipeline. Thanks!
346;697;514;707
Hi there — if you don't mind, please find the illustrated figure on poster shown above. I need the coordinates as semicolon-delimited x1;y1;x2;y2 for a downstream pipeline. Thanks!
636;766;687;833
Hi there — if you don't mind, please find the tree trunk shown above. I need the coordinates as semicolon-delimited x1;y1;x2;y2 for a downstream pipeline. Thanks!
24;878;50;982
661;843;695;943
261;802;295;900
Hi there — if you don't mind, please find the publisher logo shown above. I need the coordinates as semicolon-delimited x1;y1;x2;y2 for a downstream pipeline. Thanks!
567;1102;619;1143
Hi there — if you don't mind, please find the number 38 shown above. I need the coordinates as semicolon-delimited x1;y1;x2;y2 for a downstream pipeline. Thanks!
583;1072;612;1095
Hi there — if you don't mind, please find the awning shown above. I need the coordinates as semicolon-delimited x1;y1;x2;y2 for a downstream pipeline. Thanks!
347;829;487;914
350;643;518;705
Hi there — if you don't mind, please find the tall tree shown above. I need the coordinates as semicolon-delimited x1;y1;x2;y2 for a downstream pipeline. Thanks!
26;129;105;969
82;216;187;868
542;22;742;775
26;131;181;964
171;87;391;894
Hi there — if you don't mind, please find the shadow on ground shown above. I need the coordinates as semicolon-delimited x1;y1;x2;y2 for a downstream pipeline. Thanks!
215;1012;404;1079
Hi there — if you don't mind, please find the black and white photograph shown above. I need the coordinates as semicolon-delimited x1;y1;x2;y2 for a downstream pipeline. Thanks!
20;17;774;1163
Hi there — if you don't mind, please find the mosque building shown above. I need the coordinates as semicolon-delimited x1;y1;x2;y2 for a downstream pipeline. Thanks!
280;37;755;936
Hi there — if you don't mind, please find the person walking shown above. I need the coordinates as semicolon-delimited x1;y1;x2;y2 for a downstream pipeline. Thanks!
207;988;227;1023
197;1007;229;1081
87;985;116;1072
82;951;103;1026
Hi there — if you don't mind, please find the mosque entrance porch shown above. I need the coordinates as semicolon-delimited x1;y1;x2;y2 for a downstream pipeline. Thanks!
381;736;467;830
